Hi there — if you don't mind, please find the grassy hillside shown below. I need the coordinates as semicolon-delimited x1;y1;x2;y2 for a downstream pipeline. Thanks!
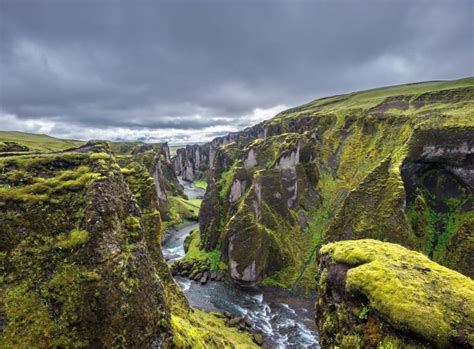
0;131;84;152
277;77;474;119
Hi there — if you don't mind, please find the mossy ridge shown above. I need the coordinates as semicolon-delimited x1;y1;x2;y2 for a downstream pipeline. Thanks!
1;143;176;348
319;239;474;348
166;196;201;228
192;179;208;189
113;145;189;310
201;131;324;290
115;145;185;226
179;228;222;271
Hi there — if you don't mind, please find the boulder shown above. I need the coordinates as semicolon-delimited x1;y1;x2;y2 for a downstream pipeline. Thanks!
315;239;474;348
252;332;264;346
200;271;209;284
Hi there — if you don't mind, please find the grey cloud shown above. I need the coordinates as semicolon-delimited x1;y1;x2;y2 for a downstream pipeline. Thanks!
0;0;473;142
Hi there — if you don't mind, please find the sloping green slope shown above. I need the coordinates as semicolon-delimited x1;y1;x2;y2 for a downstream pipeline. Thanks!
0;131;84;152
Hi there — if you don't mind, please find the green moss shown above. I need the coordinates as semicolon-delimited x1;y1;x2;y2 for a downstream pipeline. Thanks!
358;304;370;320
171;309;258;348
166;196;201;227
119;167;135;175
261;276;288;289
89;152;111;161
57;229;90;249
181;229;223;271
0;159;101;206
341;334;362;349
1;283;87;348
192;180;208;190
405;173;473;275
320;239;474;347
218;161;237;199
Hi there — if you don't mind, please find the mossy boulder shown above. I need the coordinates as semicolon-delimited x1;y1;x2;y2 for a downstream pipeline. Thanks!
315;239;474;348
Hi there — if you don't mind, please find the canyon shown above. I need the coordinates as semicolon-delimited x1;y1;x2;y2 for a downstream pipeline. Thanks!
1;77;473;348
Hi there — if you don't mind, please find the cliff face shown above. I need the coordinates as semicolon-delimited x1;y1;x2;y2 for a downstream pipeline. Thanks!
0;140;258;348
199;133;321;289
0;142;174;347
113;142;184;222
315;240;474;348
187;78;474;290
171;123;269;182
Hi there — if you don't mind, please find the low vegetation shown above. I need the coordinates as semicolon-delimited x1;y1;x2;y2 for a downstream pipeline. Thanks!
317;239;474;348
0;131;83;152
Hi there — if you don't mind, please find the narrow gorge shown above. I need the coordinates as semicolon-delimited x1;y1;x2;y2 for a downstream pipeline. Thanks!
1;78;473;348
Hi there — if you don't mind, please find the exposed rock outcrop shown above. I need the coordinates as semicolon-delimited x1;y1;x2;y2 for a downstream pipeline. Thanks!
315;239;474;348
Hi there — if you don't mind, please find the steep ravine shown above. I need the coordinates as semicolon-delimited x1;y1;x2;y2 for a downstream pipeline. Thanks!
162;178;320;348
1;77;473;348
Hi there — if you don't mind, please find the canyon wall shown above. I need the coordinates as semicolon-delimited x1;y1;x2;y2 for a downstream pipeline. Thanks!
0;142;175;347
0;141;257;348
174;78;474;291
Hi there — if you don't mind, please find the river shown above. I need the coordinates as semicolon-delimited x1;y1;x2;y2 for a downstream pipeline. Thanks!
162;178;320;348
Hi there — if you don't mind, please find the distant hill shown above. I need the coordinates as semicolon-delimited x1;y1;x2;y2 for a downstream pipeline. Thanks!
0;131;84;152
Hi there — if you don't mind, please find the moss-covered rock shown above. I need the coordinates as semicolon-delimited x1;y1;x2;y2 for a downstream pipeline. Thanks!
0;142;174;347
0;140;263;348
197;132;320;290
315;239;474;348
171;308;258;348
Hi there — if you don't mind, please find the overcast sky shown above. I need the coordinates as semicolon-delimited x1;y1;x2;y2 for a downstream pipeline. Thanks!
1;0;473;144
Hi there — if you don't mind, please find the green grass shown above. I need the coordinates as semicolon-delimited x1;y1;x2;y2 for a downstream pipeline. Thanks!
171;308;257;348
0;131;83;152
181;229;222;271
276;77;474;118
166;196;202;227
218;162;237;199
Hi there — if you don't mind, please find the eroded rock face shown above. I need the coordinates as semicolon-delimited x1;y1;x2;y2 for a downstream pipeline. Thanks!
173;144;214;182
171;118;288;182
199;133;320;288
0;143;175;348
315;240;474;349
115;142;184;222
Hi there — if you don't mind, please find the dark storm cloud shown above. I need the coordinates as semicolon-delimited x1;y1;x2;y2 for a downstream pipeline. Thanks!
0;0;473;142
